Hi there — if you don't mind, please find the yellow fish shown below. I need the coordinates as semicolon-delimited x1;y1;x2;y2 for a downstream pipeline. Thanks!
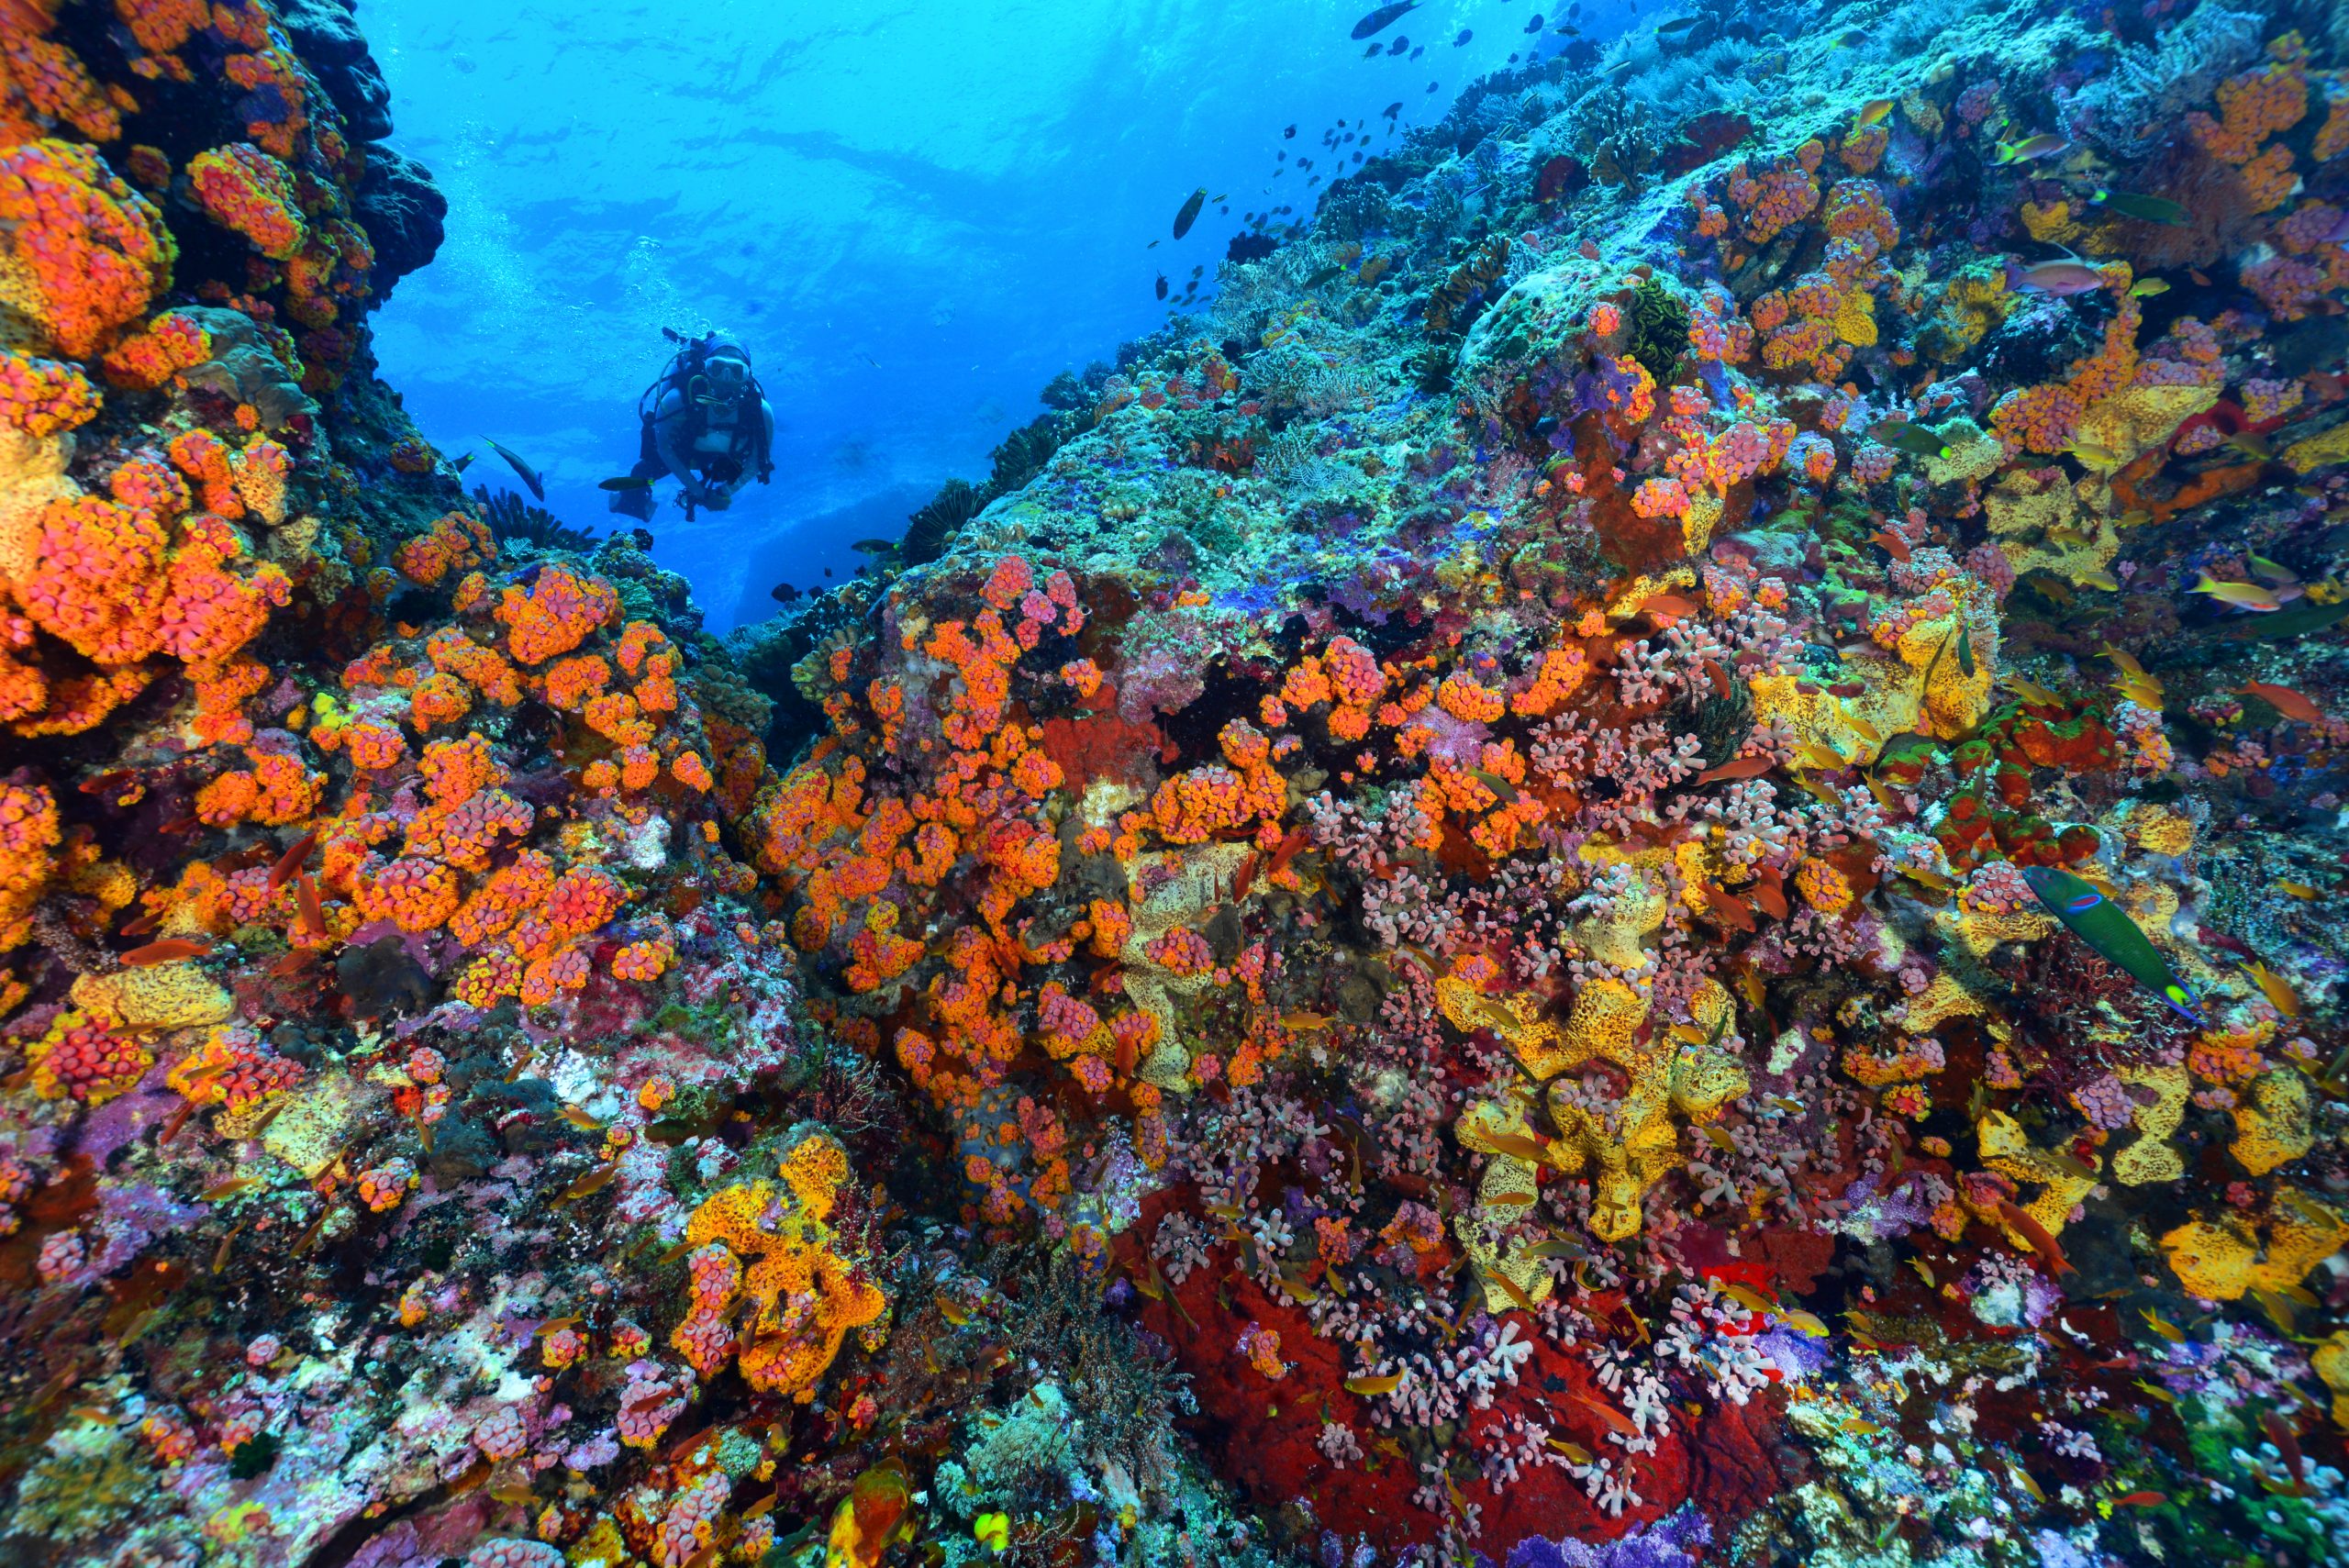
2142;1307;2186;1342
2128;277;2169;297
2078;569;2121;591
2194;572;2281;611
1345;1372;1406;1396
1486;1269;1539;1314
1856;98;1896;128
2243;961;2301;1017
1478;1130;1557;1163
1784;1308;1830;1337
1717;1281;1775;1317
2277;881;2319;899
1546;1438;1595;1463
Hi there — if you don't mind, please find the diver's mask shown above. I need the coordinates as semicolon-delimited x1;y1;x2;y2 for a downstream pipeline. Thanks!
696;352;751;405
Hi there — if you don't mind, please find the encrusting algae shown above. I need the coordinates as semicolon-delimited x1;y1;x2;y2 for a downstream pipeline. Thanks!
6;1;2349;1565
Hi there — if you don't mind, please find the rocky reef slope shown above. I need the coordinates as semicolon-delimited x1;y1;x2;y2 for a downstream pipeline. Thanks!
7;2;2349;1566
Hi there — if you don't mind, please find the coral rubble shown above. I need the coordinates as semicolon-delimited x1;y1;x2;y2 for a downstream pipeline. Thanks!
8;1;2349;1565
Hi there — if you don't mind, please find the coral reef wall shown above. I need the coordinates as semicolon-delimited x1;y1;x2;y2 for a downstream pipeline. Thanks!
9;1;2349;1567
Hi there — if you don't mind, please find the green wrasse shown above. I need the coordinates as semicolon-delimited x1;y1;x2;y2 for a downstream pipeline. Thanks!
2019;864;2204;1024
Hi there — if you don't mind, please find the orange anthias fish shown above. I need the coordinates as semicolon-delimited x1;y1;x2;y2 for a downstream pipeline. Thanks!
1638;593;1698;620
1571;1391;1640;1439
295;873;328;940
1997;1201;2076;1275
268;829;319;889
1701;884;1755;932
119;938;210;967
1267;824;1313;876
2263;1410;2308;1492
2237;683;2323;723
1867;528;1912;563
1697;755;1774;784
1230;852;1261;901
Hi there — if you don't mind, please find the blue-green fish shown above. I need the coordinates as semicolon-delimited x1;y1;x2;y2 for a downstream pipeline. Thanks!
2019;864;2203;1024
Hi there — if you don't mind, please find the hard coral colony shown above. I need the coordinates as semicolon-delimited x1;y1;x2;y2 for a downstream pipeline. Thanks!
6;3;2349;1568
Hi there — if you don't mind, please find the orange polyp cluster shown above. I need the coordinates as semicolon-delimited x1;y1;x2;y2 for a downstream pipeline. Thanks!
419;732;501;805
426;628;523;707
1436;672;1507;725
0;138;175;358
98;307;208;389
194;750;323;827
18;494;170;662
1990;268;2144;453
674;1133;885;1399
164;427;241;516
394;511;496;586
0;779;59;948
352;855;462;932
406;672;471;731
2;17;126;143
1264;634;1389;740
0;348;97;435
2189;58;2310;164
1143;719;1287;846
330;720;407;772
449;851;555;948
185;140;306;259
922;610;1019;751
495;564;620;664
1724;148;1821;245
406;789;531;873
26;1010;151;1104
612;935;675;983
1509;645;1588;717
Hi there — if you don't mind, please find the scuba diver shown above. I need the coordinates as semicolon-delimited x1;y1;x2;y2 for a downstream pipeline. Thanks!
609;329;775;522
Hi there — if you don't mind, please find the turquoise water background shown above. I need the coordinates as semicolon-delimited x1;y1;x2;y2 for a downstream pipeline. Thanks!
369;0;1619;628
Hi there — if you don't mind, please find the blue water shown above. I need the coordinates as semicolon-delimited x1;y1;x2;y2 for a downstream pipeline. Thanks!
370;0;1623;631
